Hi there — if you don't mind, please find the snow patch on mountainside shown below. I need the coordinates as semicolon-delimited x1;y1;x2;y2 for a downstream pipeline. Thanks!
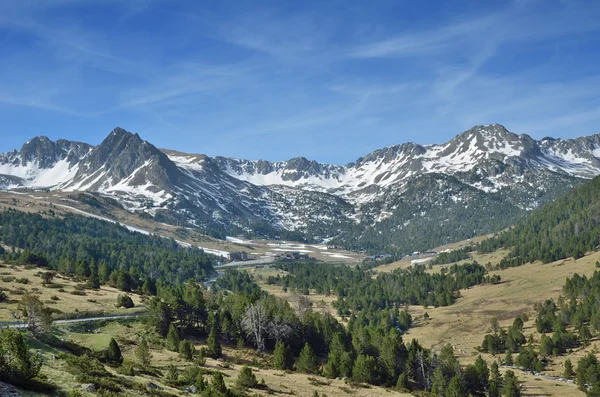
0;158;78;188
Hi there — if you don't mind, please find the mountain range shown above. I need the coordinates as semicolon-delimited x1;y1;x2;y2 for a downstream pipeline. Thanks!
1;124;600;253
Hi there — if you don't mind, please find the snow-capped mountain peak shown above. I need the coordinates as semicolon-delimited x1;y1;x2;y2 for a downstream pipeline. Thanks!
2;124;600;253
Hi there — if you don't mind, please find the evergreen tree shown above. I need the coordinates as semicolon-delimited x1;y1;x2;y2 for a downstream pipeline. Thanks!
116;294;134;308
502;370;521;397
237;365;258;388
564;359;574;379
340;351;354;378
0;328;43;385
431;366;447;396
446;374;465;397
136;336;152;368
207;320;222;358
504;351;513;366
166;323;181;352
106;338;123;365
273;340;292;370
87;262;100;288
210;371;229;396
296;343;319;374
580;325;592;346
195;373;207;392
396;372;409;390
179;339;195;361
489;380;499;397
589;382;600;397
352;354;378;384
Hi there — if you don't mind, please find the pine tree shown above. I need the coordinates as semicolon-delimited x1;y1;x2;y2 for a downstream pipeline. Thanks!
564;359;574;379
88;263;100;289
237;365;258;388
502;370;521;397
273;340;292;370
106;337;123;365
340;351;353;378
490;361;501;383
352;354;378;384
195;373;207;392
431;366;447;396
489;380;499;397
207;322;222;358
580;325;592;346
0;328;43;385
504;351;513;366
295;343;319;374
396;372;409;390
179;339;194;361
446;374;465;397
210;371;229;396
166;323;181;352
136;336;152;368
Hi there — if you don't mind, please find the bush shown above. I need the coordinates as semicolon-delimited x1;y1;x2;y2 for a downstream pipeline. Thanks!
0;328;43;385
15;278;29;284
115;294;134;309
70;290;86;296
237;366;258;388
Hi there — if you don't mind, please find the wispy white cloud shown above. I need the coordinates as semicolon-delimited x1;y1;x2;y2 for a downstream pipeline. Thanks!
0;0;599;163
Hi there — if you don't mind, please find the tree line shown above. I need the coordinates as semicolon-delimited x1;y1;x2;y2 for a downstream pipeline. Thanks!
0;209;215;288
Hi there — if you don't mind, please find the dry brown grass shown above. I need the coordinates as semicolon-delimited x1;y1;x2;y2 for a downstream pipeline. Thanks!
402;251;600;397
55;321;411;397
0;263;145;322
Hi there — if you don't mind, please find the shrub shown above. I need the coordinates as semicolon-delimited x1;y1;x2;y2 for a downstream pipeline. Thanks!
237;366;258;388
0;328;43;385
15;278;29;284
115;294;134;308
70;290;86;296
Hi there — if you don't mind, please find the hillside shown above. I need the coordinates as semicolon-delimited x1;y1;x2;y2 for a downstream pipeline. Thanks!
2;124;600;253
478;174;600;266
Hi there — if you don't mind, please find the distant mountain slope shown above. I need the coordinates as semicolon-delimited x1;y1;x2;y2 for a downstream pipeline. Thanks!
1;124;599;254
478;174;600;265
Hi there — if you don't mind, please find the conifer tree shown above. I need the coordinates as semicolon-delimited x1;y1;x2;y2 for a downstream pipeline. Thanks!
211;371;229;396
352;354;378;384
396;373;409;390
136;336;152;368
88;262;100;289
295;343;319;374
502;370;521;397
106;337;123;365
446;374;465;397
179;339;194;361
166;323;181;352
237;365;258;388
273;340;292;370
430;366;447;396
207;319;222;358
564;359;574;379
489;380;499;397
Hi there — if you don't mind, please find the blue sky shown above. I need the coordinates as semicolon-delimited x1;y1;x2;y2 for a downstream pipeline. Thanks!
1;0;600;164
